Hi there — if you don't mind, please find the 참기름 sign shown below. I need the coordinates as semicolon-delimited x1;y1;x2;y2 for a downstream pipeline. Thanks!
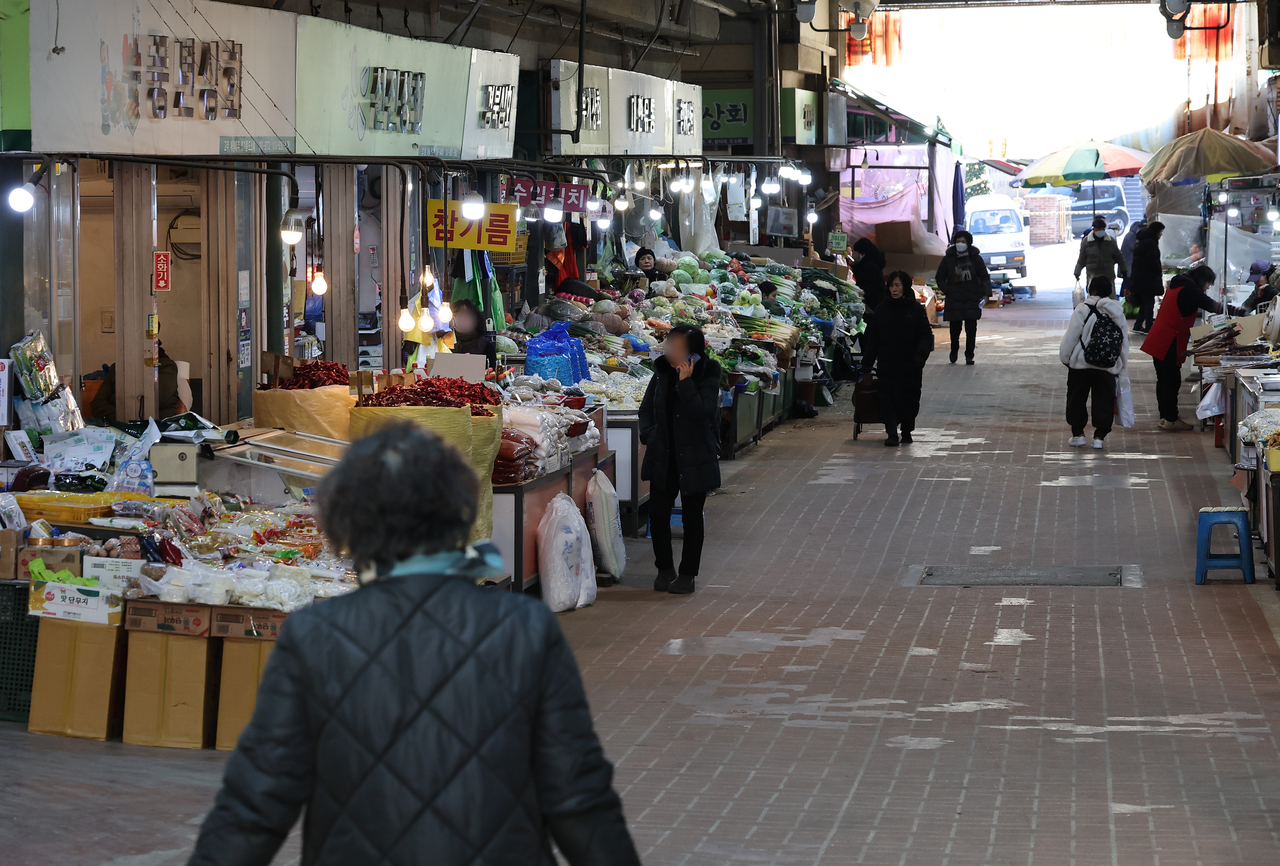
426;200;517;252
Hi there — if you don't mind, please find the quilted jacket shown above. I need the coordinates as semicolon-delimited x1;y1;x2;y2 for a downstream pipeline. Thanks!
187;569;640;866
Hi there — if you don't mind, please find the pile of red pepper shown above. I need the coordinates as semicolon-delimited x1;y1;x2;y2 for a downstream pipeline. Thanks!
260;360;350;391
360;377;502;410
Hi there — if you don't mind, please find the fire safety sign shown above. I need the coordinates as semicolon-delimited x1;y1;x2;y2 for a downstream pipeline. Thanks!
154;251;171;292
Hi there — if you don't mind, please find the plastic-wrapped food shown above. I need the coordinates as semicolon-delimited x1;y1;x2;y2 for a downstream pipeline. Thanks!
113;499;169;521
1240;409;1280;443
0;494;26;530
592;299;618;314
10;332;60;399
312;579;357;599
264;577;315;612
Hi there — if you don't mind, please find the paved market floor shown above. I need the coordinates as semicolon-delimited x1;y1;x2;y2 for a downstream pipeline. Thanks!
6;245;1280;865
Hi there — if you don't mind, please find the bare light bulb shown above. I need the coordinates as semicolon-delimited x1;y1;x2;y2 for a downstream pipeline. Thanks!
279;208;306;245
398;308;416;331
728;175;738;184
1228;207;1240;218
461;192;486;221
614;196;629;212
7;183;35;213
587;193;601;209
438;302;453;323
311;271;328;296
750;196;762;210
417;309;434;332
806;211;818;225
421;266;435;288
523;207;540;221
1218;191;1229;203
543;197;564;222
597;216;611;230
799;171;812;186
649;206;663;221
1268;208;1279;221
635;178;647;190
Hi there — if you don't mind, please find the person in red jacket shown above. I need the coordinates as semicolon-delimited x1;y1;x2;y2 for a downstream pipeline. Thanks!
1140;264;1222;431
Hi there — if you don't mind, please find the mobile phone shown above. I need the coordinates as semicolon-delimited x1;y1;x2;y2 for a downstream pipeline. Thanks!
688;353;702;365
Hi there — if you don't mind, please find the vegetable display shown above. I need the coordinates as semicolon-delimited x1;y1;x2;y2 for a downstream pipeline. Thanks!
360;377;502;409
260;361;349;391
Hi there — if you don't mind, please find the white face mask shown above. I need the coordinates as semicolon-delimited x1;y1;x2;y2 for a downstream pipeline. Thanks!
1094;230;1106;239
955;242;969;253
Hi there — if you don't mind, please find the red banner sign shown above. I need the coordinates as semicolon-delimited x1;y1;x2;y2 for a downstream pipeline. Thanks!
154;251;171;292
504;179;593;212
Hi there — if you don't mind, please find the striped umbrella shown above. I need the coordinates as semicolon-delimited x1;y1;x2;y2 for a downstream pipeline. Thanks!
1014;140;1151;188
1139;127;1275;186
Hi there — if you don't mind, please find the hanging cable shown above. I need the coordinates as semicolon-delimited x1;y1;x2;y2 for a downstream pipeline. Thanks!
166;208;202;261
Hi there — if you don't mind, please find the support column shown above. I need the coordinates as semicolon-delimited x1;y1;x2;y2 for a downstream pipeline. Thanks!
200;170;236;425
265;165;285;355
321;164;357;370
0;160;24;351
381;168;406;371
113;162;157;422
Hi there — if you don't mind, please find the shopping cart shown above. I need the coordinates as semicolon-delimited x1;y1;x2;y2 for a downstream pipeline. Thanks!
852;374;881;440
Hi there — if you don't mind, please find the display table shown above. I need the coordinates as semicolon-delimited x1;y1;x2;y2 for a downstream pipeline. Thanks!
492;464;572;593
604;414;650;537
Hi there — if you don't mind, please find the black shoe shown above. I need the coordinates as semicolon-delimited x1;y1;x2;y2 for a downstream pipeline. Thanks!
901;433;913;444
654;569;677;592
885;437;900;447
668;574;696;594
949;350;958;364
965;358;975;366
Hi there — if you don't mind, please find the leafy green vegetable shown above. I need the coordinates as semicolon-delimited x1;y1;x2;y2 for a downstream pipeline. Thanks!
677;256;701;277
671;270;693;286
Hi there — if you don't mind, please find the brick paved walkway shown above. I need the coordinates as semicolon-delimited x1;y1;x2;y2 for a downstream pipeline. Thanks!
569;284;1280;865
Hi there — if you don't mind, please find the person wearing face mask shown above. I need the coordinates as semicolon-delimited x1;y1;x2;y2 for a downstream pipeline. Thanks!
638;325;722;595
850;237;888;311
860;270;934;446
1074;217;1127;293
936;229;991;365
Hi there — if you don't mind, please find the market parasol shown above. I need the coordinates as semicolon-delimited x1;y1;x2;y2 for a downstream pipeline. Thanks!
1013;141;1151;189
1139;127;1275;187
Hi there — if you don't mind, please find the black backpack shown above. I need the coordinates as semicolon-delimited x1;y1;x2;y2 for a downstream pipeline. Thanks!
1080;304;1124;369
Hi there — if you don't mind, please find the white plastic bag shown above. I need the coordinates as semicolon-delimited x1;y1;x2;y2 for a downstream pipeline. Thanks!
1072;283;1085;309
585;470;627;579
1196;381;1229;420
1115;375;1135;428
537;493;593;612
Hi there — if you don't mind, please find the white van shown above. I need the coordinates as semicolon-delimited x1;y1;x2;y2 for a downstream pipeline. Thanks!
965;193;1031;278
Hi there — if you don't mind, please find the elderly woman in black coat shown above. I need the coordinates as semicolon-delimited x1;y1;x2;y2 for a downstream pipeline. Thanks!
861;270;934;446
639;324;722;595
851;237;888;311
936;229;991;365
1126;221;1165;334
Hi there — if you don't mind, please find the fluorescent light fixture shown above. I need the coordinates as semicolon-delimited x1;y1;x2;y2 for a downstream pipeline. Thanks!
460;191;486;220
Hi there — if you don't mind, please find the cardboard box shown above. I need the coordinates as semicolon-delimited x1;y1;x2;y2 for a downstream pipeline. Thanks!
799;256;852;281
125;600;213;637
216;638;275;751
883;253;944;283
874;221;914;253
29;580;123;625
122;631;221;749
210;605;289;641
17;547;81;582
81;556;145;592
0;527;19;581
27;619;128;740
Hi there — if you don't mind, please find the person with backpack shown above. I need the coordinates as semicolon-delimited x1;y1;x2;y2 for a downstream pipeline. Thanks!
860;271;934;446
1059;277;1129;449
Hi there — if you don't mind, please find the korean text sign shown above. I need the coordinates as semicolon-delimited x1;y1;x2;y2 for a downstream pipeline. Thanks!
427;200;517;252
504;180;592;212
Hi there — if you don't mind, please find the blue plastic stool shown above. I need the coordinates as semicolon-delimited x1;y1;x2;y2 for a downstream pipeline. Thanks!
1195;507;1255;584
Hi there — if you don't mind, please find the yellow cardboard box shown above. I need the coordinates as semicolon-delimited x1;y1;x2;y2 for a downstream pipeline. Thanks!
122;631;221;749
27;619;128;740
215;638;275;751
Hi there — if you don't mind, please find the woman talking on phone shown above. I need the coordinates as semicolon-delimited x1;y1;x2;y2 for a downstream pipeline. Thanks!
639;325;722;596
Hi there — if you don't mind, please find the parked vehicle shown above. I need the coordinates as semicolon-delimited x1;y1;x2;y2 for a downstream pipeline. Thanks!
965;193;1031;278
1044;182;1130;237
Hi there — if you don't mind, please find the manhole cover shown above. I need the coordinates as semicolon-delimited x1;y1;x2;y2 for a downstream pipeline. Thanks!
911;565;1129;587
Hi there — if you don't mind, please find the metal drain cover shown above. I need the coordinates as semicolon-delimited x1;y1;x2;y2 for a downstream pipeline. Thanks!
912;565;1128;587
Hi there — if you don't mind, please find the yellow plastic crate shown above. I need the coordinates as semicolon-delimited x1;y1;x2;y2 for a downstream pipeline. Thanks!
14;492;156;524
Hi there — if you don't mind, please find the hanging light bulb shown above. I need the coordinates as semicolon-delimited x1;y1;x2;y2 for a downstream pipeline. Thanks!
798;170;812;186
417;309;434;332
311;271;328;296
750;195;762;210
614;196;630;211
421;266;435;288
587;190;601;209
649;205;663;221
779;165;796;180
461;191;486;220
1269;208;1279;222
439;301;453;323
1218;191;1229;203
279;208;306;246
861;151;870;172
806;211;819;225
398;307;416;331
543;196;565;222
728;174;739;184
7;183;35;213
1228;206;1240;218
597;216;611;230
523;206;541;221
614;177;626;189
634;178;647;190
701;177;715;200
762;177;780;195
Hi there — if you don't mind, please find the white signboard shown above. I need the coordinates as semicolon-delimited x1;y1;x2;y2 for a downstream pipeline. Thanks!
0;360;10;427
460;50;520;161
294;16;473;158
31;0;297;156
671;81;703;156
549;61;611;156
607;68;673;156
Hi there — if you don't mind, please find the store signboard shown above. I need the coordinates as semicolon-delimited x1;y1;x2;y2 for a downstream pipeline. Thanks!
459;50;520;160
427;200;518;252
671;81;702;156
781;88;819;146
294;16;472;158
505;180;592;212
826;93;849;147
154;251;171;292
549;61;611;156
30;0;296;155
703;89;752;146
607;68;673;155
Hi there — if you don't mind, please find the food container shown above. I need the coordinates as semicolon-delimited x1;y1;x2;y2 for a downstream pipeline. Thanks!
1268;448;1280;472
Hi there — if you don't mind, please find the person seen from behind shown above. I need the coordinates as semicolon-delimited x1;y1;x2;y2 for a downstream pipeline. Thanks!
861;270;934;447
850;237;888;311
1059;277;1129;450
1126;221;1165;334
639;325;722;595
1140;264;1225;431
1074;217;1127;293
936;229;990;365
187;423;640;866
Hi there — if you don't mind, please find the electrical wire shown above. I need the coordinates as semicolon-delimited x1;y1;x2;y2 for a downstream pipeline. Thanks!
166;208;202;261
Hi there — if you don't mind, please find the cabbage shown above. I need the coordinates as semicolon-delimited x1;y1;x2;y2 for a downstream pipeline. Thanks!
671;269;693;286
592;299;618;313
496;335;519;354
694;269;711;284
677;256;700;277
710;268;730;284
699;249;728;263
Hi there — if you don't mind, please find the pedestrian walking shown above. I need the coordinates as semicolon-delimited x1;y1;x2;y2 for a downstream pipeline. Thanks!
1074;217;1128;292
186;423;641;866
936;229;991;365
639;324;722;595
1126;221;1165;334
1121;216;1147;276
850;237;888;311
1059;277;1129;449
861;270;934;446
1140;264;1225;431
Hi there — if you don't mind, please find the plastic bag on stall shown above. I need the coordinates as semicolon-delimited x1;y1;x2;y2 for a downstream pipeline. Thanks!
537;492;594;612
106;418;162;494
1196;382;1229;420
584;470;626;580
1114;375;1136;428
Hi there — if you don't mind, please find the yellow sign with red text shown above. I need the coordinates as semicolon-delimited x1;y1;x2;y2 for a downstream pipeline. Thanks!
427;200;517;252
